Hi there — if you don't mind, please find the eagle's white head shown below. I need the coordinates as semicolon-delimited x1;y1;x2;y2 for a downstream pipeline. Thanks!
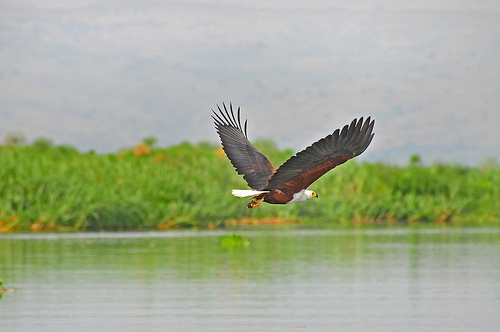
287;189;318;204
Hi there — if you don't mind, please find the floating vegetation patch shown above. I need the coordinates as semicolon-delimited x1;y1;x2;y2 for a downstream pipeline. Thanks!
219;234;251;248
0;278;17;298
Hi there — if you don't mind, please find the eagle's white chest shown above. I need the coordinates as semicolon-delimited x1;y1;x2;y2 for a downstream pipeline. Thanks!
287;189;314;204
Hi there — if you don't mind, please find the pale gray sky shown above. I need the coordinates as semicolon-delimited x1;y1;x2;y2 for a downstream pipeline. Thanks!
1;0;499;165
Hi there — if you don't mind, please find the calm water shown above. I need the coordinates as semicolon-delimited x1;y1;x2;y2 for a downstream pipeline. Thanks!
1;227;499;331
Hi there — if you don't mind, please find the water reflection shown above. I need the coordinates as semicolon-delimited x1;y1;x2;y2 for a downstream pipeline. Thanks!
1;228;500;331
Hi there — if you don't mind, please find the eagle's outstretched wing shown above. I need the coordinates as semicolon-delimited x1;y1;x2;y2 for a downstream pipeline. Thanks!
212;103;276;190
264;117;374;193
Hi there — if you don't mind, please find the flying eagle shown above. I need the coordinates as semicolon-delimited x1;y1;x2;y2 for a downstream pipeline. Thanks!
212;104;375;208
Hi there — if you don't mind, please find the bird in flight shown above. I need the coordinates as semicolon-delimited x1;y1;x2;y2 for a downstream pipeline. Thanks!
212;104;375;208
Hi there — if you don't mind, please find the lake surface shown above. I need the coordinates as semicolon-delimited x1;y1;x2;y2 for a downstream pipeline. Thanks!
1;227;500;331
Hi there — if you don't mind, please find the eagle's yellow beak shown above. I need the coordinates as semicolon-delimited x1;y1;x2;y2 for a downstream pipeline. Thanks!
312;192;318;198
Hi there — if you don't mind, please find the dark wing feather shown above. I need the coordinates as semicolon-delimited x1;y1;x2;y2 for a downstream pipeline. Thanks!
264;117;374;192
213;103;276;190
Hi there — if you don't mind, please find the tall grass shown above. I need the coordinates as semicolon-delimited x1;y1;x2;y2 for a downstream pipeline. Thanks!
0;140;498;231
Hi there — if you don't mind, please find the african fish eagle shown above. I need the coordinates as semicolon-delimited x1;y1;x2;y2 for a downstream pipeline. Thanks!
212;104;375;208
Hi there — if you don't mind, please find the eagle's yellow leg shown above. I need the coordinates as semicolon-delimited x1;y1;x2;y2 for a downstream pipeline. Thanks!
247;196;265;209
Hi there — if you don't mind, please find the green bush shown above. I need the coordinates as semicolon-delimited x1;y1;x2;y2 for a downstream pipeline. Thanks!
0;142;498;231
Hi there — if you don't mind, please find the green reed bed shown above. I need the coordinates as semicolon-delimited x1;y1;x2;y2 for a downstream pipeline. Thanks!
0;141;498;231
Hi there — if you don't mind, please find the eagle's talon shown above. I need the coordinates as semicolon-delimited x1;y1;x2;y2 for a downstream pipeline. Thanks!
247;197;264;209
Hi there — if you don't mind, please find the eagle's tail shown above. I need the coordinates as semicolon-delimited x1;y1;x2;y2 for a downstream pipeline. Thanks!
231;189;269;198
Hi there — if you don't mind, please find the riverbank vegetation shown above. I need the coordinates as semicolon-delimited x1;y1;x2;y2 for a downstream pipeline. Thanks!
0;138;498;232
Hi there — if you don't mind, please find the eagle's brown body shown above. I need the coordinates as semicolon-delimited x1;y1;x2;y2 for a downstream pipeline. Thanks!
254;189;297;206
